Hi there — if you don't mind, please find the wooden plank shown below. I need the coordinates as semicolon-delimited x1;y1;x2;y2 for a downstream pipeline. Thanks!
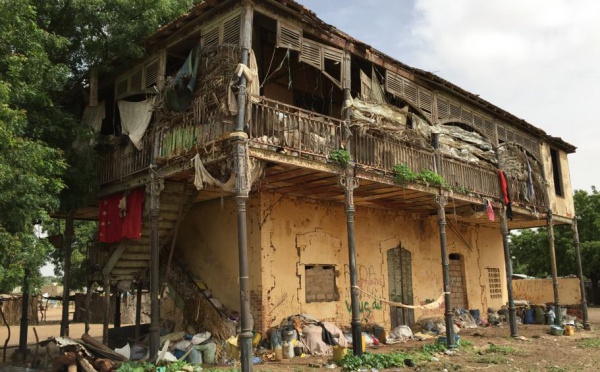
102;242;127;276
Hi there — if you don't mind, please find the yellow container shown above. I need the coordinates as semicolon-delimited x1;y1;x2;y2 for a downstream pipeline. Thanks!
253;332;262;346
332;346;347;361
565;325;575;336
362;334;366;352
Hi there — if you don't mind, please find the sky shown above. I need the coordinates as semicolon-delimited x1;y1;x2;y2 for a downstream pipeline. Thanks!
297;0;599;192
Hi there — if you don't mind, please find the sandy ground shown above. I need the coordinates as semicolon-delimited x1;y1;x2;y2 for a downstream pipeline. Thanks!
3;306;600;370
1;307;104;347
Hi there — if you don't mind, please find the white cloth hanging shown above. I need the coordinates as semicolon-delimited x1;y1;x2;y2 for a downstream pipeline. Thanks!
118;97;156;150
81;101;105;132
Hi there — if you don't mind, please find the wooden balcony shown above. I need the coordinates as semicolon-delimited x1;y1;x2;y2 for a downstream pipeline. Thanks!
97;96;547;211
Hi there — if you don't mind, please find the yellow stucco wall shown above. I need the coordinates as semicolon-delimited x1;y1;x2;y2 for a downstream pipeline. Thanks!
174;191;510;333
541;143;575;218
513;277;581;305
258;192;507;332
177;197;263;321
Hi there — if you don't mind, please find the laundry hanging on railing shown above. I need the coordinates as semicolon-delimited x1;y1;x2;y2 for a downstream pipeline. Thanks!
164;45;202;112
192;152;264;192
118;97;156;150
98;187;144;243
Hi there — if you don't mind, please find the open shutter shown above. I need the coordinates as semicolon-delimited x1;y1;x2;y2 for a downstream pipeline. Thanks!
277;21;302;51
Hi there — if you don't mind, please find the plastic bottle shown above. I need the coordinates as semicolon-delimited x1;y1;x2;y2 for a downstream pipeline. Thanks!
285;340;295;358
282;341;289;359
274;344;283;361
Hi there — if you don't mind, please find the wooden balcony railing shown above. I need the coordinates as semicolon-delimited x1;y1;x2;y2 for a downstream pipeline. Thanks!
98;134;154;184
247;95;344;161
97;96;550;211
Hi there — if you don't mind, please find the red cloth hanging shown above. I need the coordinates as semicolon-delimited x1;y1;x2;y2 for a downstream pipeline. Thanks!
122;187;144;239
98;187;145;243
98;193;123;243
497;170;513;220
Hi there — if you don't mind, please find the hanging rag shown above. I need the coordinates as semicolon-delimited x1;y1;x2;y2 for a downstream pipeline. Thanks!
98;193;123;243
498;170;513;220
165;45;202;112
118;97;156;150
81;101;105;132
121;187;144;240
228;49;261;115
485;199;495;221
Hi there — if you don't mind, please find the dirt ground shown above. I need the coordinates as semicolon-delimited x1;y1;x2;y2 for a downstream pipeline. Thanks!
3;307;600;371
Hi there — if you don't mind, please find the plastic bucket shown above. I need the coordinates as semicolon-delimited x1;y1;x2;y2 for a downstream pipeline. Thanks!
524;309;535;324
550;325;564;336
332;346;347;361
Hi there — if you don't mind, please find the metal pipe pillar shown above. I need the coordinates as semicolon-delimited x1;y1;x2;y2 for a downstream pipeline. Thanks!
431;132;455;347
547;212;562;325
18;268;30;359
135;281;143;341
61;212;74;337
114;286;121;328
572;217;590;329
149;173;162;357
500;207;518;337
234;5;254;372
436;195;456;348
340;170;362;355
102;278;110;345
495;150;518;335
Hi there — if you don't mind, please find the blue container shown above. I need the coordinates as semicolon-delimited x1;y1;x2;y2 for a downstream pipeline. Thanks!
524;309;535;324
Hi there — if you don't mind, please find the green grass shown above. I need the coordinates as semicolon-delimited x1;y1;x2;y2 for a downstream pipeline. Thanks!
579;338;600;348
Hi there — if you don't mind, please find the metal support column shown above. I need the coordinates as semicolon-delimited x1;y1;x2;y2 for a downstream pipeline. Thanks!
496;150;518;336
500;207;518;337
436;194;456;348
135;281;143;341
18;268;30;360
61;212;74;337
547;212;562;325
234;5;254;372
148;173;162;358
572;217;590;329
431;132;455;348
340;170;362;355
114;286;121;328
102;278;110;345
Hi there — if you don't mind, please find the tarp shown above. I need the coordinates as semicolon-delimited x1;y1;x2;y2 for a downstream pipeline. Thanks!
164;45;202;112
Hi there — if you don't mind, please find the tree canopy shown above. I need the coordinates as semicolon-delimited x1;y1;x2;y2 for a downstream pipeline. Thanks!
510;188;600;303
0;0;197;293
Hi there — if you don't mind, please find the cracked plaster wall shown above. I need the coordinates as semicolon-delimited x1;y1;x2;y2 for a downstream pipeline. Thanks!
258;191;507;331
541;142;575;218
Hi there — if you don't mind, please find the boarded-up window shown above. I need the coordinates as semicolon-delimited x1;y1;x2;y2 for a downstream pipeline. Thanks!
305;265;338;303
487;267;502;299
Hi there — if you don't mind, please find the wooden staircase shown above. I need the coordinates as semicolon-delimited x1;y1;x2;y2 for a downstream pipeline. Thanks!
96;181;197;282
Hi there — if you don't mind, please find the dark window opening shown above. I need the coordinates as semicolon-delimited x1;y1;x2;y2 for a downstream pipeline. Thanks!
550;148;564;197
294;90;330;116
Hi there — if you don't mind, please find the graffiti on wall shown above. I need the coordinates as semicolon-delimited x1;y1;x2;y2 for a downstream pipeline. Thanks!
343;263;384;322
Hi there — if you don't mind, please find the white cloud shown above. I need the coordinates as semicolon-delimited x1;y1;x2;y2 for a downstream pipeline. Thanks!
297;0;599;190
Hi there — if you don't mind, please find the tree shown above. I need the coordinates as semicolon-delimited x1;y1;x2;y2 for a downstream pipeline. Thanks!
0;1;68;292
511;187;600;304
0;0;198;291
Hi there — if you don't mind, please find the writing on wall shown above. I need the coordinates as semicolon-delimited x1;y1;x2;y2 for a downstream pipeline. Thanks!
343;263;384;323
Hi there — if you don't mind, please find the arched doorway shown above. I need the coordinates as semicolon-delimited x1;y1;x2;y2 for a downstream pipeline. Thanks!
387;246;414;327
